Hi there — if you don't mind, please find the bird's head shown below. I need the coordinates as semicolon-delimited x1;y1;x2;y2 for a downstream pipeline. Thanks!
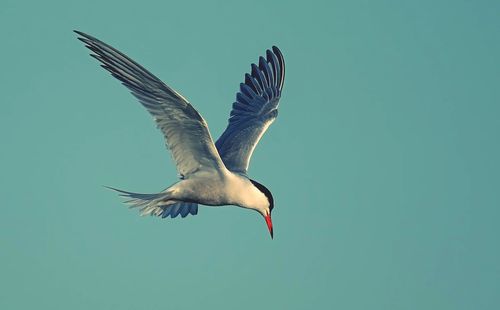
250;179;274;239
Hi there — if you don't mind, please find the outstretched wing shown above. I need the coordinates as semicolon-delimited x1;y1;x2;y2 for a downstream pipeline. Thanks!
75;31;225;178
215;46;285;175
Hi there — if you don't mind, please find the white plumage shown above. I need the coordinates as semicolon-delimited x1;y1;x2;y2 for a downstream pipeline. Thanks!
75;31;285;238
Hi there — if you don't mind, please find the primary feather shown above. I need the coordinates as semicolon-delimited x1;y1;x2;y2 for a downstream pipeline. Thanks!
215;46;285;175
75;31;224;178
75;30;285;222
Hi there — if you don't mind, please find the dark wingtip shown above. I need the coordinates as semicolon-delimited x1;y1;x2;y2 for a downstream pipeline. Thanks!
266;49;273;61
271;46;285;89
258;56;267;65
73;30;86;37
74;30;92;45
271;46;284;65
73;30;102;45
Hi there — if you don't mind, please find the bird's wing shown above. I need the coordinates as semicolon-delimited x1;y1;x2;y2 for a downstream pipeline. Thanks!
161;202;198;218
75;31;225;178
215;46;285;175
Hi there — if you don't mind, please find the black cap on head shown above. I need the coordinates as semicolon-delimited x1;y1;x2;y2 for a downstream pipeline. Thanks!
250;179;274;212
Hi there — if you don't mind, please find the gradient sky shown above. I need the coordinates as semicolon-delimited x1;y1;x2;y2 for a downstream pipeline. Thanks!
1;0;499;309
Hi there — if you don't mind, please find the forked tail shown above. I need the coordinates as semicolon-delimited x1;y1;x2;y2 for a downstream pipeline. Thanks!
104;186;198;218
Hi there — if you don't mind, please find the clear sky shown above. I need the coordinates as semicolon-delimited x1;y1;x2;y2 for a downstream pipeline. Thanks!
1;0;499;309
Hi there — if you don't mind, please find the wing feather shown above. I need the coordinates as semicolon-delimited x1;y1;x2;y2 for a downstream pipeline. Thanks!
215;46;285;175
75;31;225;178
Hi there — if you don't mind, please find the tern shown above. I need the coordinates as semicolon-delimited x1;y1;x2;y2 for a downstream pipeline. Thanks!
75;31;285;238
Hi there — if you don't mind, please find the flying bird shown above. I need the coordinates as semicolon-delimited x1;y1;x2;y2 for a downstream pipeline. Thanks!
74;31;285;238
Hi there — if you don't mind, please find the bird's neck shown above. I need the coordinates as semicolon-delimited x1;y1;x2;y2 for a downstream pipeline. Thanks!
225;173;268;212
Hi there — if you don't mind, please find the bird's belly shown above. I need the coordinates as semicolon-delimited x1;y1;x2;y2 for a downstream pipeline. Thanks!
172;177;231;206
170;172;255;207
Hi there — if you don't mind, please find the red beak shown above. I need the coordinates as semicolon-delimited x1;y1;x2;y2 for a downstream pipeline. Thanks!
265;213;274;239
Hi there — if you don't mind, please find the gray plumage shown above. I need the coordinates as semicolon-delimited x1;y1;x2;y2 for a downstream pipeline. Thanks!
75;31;285;220
216;46;285;175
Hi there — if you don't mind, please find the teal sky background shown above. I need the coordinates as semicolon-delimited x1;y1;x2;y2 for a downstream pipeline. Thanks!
1;0;499;309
